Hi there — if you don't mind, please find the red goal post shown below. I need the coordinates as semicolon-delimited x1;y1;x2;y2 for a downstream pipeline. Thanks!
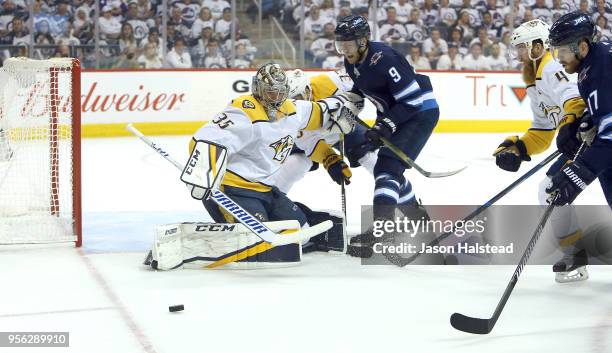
0;57;81;246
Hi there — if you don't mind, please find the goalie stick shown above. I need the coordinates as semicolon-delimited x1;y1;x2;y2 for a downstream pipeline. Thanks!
381;150;561;266
339;134;348;253
353;116;467;178
451;145;584;334
126;123;332;247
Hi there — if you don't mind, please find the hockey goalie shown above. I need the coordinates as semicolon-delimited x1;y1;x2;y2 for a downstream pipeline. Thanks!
145;63;360;270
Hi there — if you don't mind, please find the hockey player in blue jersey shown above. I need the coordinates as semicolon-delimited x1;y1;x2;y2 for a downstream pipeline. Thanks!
547;12;612;207
545;12;612;275
333;15;440;253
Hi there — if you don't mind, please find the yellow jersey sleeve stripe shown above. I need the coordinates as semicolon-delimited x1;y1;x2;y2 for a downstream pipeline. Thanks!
562;97;587;118
304;102;323;131
520;129;556;156
222;170;272;192
307;139;336;164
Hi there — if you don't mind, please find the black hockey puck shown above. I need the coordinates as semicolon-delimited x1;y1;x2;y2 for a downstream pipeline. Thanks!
169;305;184;312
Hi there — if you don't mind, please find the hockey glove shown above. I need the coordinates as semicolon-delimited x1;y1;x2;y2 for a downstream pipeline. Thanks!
545;161;596;206
578;112;597;146
493;136;531;172
365;117;396;147
323;153;352;185
556;114;582;157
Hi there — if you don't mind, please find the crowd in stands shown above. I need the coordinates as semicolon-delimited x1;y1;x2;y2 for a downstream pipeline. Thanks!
0;0;610;69
279;0;612;69
0;0;257;68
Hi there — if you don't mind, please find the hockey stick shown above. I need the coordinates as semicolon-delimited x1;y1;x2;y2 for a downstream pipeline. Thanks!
450;144;584;334
126;123;332;246
339;134;348;253
381;150;561;266
354;117;467;178
450;198;557;334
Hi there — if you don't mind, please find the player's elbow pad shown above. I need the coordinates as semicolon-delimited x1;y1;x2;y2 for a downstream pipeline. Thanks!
181;140;228;200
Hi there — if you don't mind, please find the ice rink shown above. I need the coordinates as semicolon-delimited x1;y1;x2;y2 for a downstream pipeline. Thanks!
2;133;612;353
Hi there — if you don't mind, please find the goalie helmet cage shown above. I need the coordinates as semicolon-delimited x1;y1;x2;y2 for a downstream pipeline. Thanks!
0;57;82;247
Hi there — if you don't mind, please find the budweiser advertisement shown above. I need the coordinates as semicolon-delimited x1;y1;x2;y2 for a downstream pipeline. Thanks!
78;70;532;125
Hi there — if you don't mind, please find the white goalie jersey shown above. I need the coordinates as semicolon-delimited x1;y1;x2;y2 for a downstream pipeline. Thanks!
192;94;333;192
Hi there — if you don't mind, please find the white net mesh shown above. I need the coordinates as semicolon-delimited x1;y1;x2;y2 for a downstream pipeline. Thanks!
0;58;78;244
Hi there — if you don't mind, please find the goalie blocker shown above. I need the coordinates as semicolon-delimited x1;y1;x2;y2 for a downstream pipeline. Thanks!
181;139;227;200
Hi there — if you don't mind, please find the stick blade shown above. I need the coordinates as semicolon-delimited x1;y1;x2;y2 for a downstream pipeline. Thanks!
271;220;333;246
424;164;468;178
450;313;493;334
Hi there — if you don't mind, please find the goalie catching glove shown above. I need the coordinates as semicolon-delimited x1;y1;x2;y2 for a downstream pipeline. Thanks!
493;136;531;172
181;140;228;200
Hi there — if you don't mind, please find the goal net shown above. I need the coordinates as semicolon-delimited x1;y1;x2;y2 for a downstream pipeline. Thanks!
0;57;81;246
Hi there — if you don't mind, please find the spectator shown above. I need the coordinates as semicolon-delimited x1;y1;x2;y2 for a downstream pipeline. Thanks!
459;0;481;27
487;43;508;70
422;28;448;66
119;22;137;54
56;21;80;46
33;32;55;59
578;0;589;13
469;26;493;56
99;5;121;40
114;46;140;68
138;43;163;68
596;15;612;41
522;8;534;22
592;0;612;23
455;10;475;43
214;7;232;39
125;2;149;44
191;7;215;39
304;6;329;44
230;43;253;68
391;0;413;24
221;30;255;58
462;42;491;70
292;0;313;24
191;26;214;65
136;0;154;20
310;22;336;64
421;0;439;28
551;0;566;19
448;26;468;56
202;39;227;68
485;0;504;28
481;11;499;39
73;7;89;34
166;37;192;68
318;0;335;22
531;0;552;23
168;6;190;39
439;0;457;29
174;0;201;27
406;45;431;70
139;27;164;59
405;8;427;44
202;0;231;20
6;17;29;47
436;44;463;69
379;7;407;43
336;6;352;23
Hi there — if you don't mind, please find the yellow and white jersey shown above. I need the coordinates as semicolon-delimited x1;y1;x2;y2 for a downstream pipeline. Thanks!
295;70;354;156
521;51;586;155
193;94;325;192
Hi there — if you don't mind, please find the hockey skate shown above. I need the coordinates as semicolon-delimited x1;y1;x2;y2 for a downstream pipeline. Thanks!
553;249;589;283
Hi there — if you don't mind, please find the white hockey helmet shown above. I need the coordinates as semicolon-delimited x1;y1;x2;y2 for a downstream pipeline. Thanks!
510;19;551;61
286;69;313;101
252;63;289;112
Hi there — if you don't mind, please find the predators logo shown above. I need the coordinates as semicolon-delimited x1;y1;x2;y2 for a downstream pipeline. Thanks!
540;102;562;126
269;135;294;162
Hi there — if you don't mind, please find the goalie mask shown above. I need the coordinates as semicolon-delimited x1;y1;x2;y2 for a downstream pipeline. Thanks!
252;63;289;114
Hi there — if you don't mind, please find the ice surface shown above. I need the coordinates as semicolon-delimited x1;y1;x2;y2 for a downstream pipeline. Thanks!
0;134;610;353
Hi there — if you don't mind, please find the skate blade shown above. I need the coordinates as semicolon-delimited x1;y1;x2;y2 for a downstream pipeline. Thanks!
555;266;589;283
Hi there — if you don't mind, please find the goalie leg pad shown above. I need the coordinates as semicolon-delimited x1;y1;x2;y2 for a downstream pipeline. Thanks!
152;224;185;270
150;221;303;270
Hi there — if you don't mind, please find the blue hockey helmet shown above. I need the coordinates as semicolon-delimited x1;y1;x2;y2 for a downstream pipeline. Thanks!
549;11;596;47
334;15;370;41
